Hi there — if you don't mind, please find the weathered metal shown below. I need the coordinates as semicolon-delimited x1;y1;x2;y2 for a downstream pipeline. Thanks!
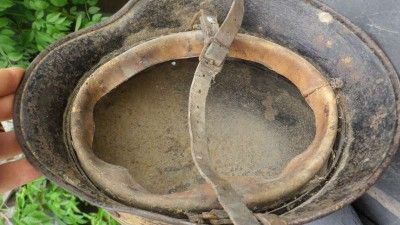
13;0;400;224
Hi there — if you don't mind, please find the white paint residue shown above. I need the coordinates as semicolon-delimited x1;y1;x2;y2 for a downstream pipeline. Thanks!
318;12;333;24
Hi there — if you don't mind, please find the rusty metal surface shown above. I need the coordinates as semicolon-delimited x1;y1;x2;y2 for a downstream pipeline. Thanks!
13;0;400;224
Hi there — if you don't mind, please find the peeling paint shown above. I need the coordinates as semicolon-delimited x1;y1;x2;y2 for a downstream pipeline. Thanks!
318;12;333;24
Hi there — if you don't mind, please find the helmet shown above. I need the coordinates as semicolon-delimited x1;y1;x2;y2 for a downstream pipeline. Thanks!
14;0;400;224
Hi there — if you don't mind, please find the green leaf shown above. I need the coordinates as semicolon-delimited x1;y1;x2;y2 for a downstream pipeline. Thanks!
83;21;96;28
53;31;65;39
75;13;83;31
32;19;45;30
0;18;9;28
87;0;98;6
21;30;35;44
8;52;24;62
1;29;14;36
50;0;67;7
36;32;53;43
23;204;39;214
92;13;102;22
55;20;71;31
35;10;45;19
55;16;67;24
0;34;16;46
46;12;61;23
29;0;49;10
88;6;100;14
0;0;14;12
35;31;54;50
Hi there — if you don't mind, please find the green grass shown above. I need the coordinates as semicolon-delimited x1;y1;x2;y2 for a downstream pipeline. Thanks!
0;0;119;224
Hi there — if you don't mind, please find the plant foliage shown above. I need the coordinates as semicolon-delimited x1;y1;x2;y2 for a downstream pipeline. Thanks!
0;0;107;68
0;1;118;224
2;178;119;225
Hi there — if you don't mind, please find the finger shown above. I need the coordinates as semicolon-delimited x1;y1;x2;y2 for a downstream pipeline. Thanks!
0;94;14;121
0;159;41;193
0;68;24;97
0;132;22;160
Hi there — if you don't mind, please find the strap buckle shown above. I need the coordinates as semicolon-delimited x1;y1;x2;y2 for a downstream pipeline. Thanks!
200;37;230;69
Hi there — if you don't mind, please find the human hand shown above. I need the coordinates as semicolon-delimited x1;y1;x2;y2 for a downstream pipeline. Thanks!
0;68;41;193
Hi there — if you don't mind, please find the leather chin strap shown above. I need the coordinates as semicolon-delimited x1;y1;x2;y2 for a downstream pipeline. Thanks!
188;1;261;224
